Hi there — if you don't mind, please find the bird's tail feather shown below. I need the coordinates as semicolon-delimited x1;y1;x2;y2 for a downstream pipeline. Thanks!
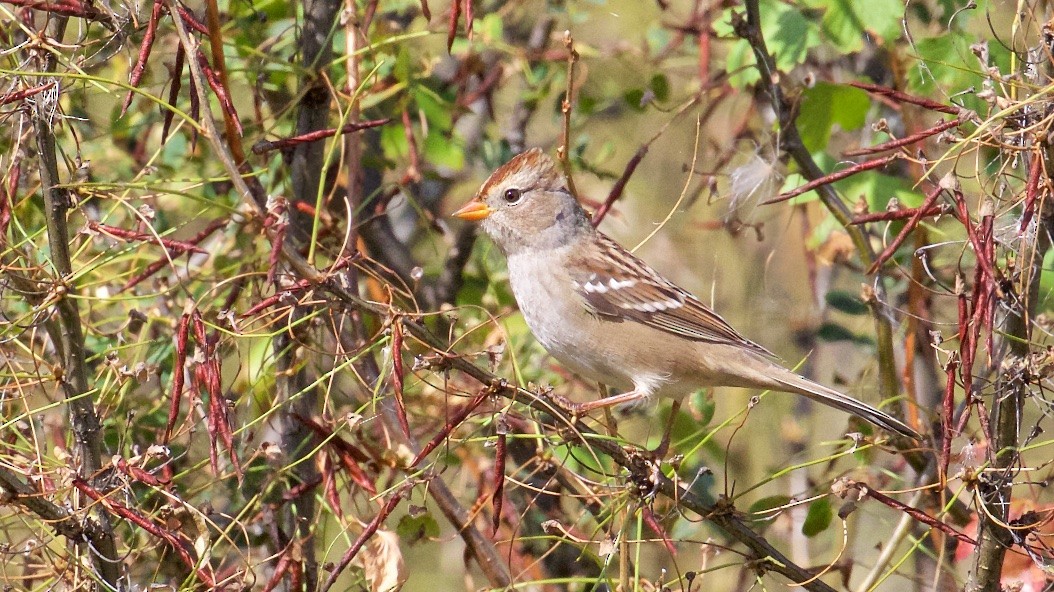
770;373;920;439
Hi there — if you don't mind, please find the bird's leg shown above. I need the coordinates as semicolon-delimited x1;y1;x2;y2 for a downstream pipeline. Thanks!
570;388;650;413
650;399;682;459
598;382;618;437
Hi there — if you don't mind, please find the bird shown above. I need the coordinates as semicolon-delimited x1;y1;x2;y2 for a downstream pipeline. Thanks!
453;148;920;439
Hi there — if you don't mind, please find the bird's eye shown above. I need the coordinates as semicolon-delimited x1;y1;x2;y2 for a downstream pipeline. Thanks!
503;188;523;204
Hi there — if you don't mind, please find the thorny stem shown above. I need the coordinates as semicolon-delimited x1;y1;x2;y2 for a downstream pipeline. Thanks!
30;19;120;588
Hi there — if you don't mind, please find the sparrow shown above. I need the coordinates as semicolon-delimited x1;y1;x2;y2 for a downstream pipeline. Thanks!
453;148;919;439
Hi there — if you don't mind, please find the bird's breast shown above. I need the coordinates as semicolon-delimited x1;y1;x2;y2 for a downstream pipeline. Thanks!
506;252;633;390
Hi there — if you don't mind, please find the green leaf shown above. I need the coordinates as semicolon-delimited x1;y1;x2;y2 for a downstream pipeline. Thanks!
749;495;792;524
764;0;822;71
817;322;874;346
803;0;904;52
825;290;868;315
380;123;408;159
797;82;870;153
623;88;646;111
397;511;440;545
716;0;821;88
906;31;1010;113
423;132;464;169
393;45;411;83
480;13;503;43
802;498;833;537
650;73;670;102
816;322;857;342
413;85;453;132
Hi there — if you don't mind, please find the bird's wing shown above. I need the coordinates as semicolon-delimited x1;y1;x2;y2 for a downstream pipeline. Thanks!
567;233;774;357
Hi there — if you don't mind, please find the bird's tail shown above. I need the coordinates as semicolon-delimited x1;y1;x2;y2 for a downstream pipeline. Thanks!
768;371;920;440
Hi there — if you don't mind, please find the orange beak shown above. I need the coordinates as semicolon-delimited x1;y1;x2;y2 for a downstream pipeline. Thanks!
452;199;493;221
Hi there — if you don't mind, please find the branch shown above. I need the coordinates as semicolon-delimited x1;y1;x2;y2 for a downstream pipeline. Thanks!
165;7;514;587
969;148;1051;591
733;1;904;414
30;17;120;586
324;285;840;592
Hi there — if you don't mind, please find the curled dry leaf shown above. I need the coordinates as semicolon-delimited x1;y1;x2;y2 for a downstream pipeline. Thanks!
351;529;405;592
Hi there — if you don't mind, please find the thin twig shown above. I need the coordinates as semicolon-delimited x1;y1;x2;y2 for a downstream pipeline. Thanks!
30;17;120;585
556;30;579;198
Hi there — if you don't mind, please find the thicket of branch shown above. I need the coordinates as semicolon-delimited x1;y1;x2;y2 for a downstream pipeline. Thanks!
1;1;1052;591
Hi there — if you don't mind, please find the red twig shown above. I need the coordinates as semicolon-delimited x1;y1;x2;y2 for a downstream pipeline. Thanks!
850;82;961;115
263;196;287;285
295;414;376;494
592;144;648;226
642;506;677;554
164;313;191;444
160;44;186;144
192;311;241;480
459;64;504;109
390;319;411;439
73;478;216;586
463;0;473;42
0;82;54;105
262;543;297;592
241;278;312;317
446;0;461;52
88;221;207;254
843;117;963;157
941;353;960;486
418;0;430;20
859;482;977;545
400;108;422;181
952;191;998;285
197;52;242;137
322;455;343;518
411;388;492;466
849;204;949;225
491;416;507;535
121;0;164;116
1021;149;1043;232
2;0;104;20
114;457;169;487
763;155;899;205
120;216;227;292
174;4;209;34
250;118;391;155
319;485;412;592
282;476;321;501
866;185;943;274
955;278;978;437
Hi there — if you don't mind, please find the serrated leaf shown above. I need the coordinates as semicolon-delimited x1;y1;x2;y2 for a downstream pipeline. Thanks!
803;0;904;52
825;290;868;315
802;498;833;537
